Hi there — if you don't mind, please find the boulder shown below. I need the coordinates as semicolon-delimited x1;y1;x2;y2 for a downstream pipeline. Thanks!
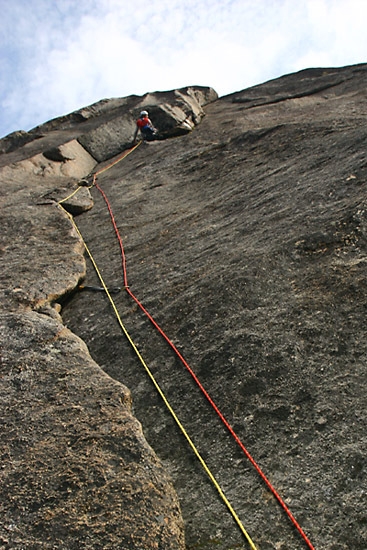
77;115;136;163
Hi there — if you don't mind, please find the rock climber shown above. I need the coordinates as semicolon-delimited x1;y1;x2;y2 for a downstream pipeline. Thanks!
133;110;157;143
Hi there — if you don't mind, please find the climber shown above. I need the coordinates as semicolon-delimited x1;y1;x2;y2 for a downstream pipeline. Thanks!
133;110;157;143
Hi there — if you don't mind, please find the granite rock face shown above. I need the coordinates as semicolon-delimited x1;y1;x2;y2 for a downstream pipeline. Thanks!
1;311;184;549
0;86;218;161
1;70;367;549
1;87;217;550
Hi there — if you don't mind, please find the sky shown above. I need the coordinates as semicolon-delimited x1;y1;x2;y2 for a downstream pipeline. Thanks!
1;0;366;138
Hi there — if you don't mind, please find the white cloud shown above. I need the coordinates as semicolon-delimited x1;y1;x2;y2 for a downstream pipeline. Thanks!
1;0;366;137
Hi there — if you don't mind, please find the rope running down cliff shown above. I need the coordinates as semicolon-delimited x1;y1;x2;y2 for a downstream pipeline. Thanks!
62;140;315;550
58;199;259;550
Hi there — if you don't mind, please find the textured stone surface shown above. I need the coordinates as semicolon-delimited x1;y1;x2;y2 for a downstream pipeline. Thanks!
61;64;367;550
1;67;367;549
0;91;196;548
0;311;184;549
78;86;218;161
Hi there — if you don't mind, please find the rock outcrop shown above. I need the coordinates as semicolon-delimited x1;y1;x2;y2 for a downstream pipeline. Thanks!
1;69;367;550
0;86;217;550
0;86;217;160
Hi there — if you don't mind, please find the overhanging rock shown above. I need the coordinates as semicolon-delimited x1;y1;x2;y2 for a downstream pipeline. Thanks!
78;86;218;162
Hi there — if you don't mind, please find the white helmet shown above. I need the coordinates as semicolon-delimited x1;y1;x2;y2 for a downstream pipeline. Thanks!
140;110;148;117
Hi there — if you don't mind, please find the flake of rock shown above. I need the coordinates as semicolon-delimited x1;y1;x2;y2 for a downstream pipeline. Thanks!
60;186;94;215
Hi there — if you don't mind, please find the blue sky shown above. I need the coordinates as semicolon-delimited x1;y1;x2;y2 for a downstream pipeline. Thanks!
1;0;366;138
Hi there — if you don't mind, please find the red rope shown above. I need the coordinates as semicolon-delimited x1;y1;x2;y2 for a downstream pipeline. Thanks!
93;177;315;550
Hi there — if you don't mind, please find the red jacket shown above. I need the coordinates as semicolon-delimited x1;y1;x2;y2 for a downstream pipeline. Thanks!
137;116;151;129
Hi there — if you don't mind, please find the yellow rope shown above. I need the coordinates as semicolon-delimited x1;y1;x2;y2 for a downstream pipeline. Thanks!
59;142;141;205
58;186;83;204
58;202;259;550
94;140;142;177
